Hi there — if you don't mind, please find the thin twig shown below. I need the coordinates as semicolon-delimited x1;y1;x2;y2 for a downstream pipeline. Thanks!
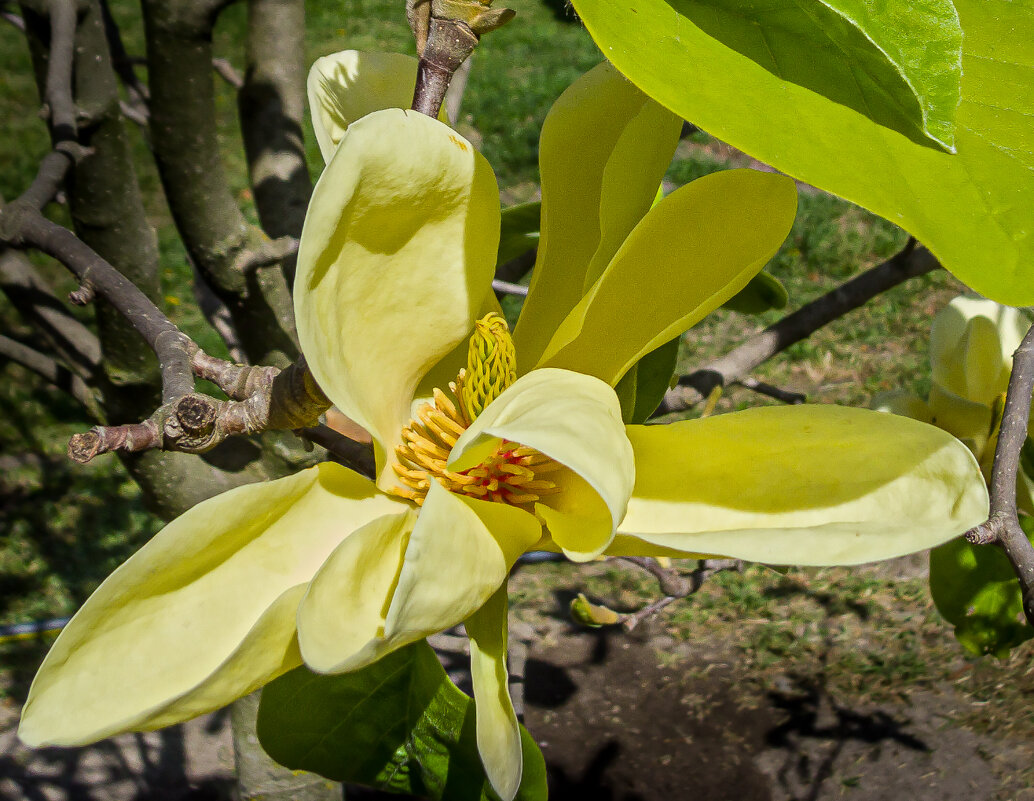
212;57;244;89
736;377;806;404
1;8;25;31
620;557;740;631
44;0;78;142
412;17;479;118
0;334;95;411
964;324;1034;624
492;279;528;297
657;240;937;415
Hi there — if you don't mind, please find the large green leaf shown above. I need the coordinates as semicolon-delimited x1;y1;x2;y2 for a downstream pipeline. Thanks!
660;0;961;149
570;0;1034;305
722;270;788;315
256;641;547;801
929;522;1034;658
614;335;682;423
497;202;541;268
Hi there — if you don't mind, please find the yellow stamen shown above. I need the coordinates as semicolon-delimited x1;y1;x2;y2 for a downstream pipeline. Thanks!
460;312;517;422
387;314;562;508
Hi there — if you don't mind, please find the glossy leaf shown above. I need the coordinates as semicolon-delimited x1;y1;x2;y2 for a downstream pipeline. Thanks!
570;0;1034;305
614;335;681;423
930;524;1034;658
257;641;547;801
497;201;540;268
722;270;788;315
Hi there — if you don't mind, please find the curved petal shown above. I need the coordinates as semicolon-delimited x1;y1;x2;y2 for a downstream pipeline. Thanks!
871;389;932;423
294;109;500;488
930;297;1029;404
927;383;993;456
535;170;798;384
512;62;681;369
383;482;541;644
449;368;634;560
308;51;440;163
466;587;522;801
18;464;405;747
296;510;416;674
617;405;988;566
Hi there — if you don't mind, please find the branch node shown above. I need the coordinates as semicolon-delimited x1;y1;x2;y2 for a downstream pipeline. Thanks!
68;283;95;305
175;393;218;436
68;430;102;464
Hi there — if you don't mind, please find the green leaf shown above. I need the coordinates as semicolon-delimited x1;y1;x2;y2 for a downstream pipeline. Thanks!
722;270;788;315
615;336;682;423
256;641;547;801
582;0;960;149
930;532;1034;658
497;202;541;268
569;0;1034;306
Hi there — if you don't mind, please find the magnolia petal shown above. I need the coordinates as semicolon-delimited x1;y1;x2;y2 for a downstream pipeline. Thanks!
383;482;541;644
536;170;797;385
512;62;681;370
296;510;416;674
18;464;404;746
617;405;988;566
295;109;499;488
930;297;1029;405
449;369;634;559
871;389;933;424
307;50;448;163
466;587;522;801
927;383;994;456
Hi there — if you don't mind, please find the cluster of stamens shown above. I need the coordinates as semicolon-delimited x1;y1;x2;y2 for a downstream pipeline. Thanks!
387;313;562;508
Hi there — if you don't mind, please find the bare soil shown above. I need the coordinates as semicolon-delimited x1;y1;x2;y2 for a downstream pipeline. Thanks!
3;559;1033;801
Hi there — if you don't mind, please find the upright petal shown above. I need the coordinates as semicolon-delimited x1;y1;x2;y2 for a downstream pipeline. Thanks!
512;62;681;369
449;369;634;560
466;587;522;801
930;297;1029;404
535;170;797;385
295;109;500;488
19;464;406;747
308;51;430;163
617;405;988;565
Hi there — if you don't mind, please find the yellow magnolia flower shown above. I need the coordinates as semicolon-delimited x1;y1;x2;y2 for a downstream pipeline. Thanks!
874;296;1033;508
20;56;988;801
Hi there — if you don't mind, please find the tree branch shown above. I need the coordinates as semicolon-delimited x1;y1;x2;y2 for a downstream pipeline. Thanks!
964;324;1034;625
0;333;96;411
619;557;741;631
657;240;938;415
238;0;310;262
0;236;101;377
409;0;514;119
141;0;298;367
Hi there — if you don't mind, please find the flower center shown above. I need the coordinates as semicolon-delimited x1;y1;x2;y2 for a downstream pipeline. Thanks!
387;313;561;507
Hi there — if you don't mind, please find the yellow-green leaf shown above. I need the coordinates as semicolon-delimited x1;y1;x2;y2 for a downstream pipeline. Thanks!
570;0;1034;305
